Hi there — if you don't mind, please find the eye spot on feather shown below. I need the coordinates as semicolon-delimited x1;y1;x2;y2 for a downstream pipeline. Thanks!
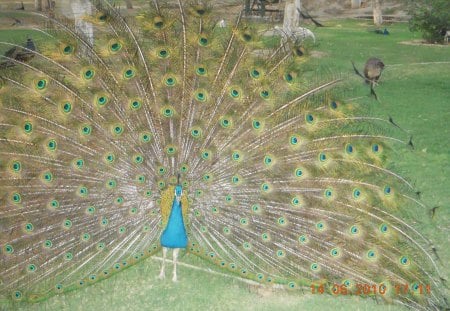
63;219;72;229
191;127;202;138
399;256;410;266
277;216;286;226
62;44;74;55
35;79;47;90
123;68;135;79
110;42;122;53
96;95;108;107
291;196;301;207
372;143;381;153
223;226;230;234
367;250;377;260
129;100;142;110
104;153;115;164
330;248;340;257
306;114;315;124
276;250;285;258
196;66;207;76
250;69;261;79
316;221;326;231
284;72;295;83
198;36;208;46
41;171;54;184
310;263;319;271
80;124;92;136
153;16;165;29
324;188;333;199
83;69;95;80
86;206;96;215
165;76;176;87
78;186;88;197
252;119;262;130
240;218;248;226
166;145;177;155
112;124;124;136
46;139;57;152
157;166;166;175
231;151;242;162
290;135;300;146
64;252;73;260
229;88;240;99
115;196;124;205
24;223;34;233
252;204;261;213
261;232;270;241
319;152;327;162
201;150;211;160
11;160;21;172
23;121;33;134
139;132;152;143
261;182;271;193
13;291;22;300
350;225;360;235
259;90;270;99
161;106;174;118
263;155;274;167
345;144;354;154
379;223;389;234
225;194;233;202
352;188;362;199
101;217;109;226
11;192;21;204
383;185;392;195
158;49;169;58
106;179;117;189
180;164;189;173
81;233;90;242
194;90;207;102
231;175;241;185
61;102;72;114
48;199;59;209
294;168;304;178
330;101;338;109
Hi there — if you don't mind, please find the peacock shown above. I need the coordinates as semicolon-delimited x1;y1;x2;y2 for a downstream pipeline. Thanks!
0;1;447;310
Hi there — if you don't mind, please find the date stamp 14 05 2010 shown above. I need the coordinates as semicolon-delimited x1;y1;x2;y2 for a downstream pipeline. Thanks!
311;283;431;296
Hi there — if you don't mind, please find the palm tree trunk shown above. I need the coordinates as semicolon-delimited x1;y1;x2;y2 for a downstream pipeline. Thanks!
35;0;42;11
372;0;383;27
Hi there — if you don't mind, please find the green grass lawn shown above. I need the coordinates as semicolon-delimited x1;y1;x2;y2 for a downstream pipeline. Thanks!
1;17;449;311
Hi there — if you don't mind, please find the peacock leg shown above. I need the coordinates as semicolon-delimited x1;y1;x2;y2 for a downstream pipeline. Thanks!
172;248;180;282
158;247;168;279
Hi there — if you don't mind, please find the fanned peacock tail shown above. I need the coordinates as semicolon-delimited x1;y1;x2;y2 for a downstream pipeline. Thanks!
0;1;446;309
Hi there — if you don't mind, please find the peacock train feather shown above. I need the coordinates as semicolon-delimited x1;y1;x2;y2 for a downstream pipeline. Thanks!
0;1;446;309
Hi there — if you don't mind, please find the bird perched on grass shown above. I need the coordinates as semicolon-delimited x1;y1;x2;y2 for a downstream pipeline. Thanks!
0;1;446;310
0;37;35;68
352;57;385;100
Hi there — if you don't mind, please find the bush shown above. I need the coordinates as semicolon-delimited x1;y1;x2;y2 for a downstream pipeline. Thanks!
406;0;450;43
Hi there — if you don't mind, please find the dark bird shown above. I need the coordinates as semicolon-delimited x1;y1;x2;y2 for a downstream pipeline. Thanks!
351;57;385;100
0;38;36;69
10;17;22;26
298;8;324;27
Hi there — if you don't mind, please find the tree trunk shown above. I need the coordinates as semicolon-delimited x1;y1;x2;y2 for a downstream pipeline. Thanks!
244;0;251;16
125;0;133;9
372;0;383;27
35;0;42;11
283;0;301;30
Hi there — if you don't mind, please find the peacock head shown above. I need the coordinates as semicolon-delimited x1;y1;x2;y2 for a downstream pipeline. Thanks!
175;185;183;200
